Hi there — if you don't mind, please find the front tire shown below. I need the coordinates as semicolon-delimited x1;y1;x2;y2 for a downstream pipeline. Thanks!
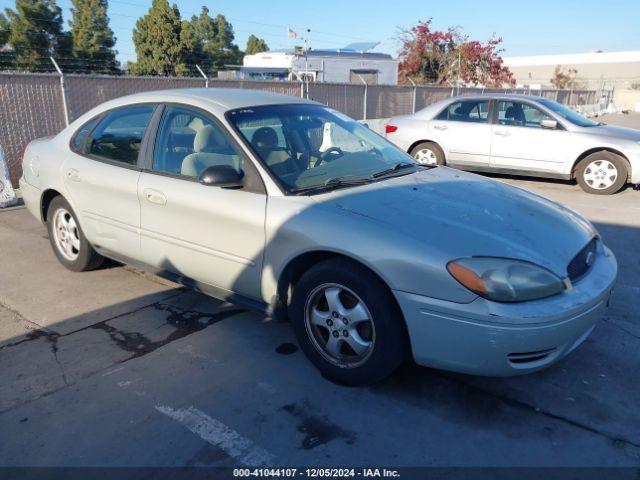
46;196;104;272
290;258;407;386
410;141;445;166
575;152;628;195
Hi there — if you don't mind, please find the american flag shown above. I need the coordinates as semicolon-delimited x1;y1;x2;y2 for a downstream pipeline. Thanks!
288;27;298;39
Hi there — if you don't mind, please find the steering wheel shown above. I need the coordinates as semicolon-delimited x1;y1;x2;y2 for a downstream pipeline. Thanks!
319;147;345;164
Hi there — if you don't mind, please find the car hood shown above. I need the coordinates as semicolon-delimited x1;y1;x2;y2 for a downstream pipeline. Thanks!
315;167;595;278
580;124;640;142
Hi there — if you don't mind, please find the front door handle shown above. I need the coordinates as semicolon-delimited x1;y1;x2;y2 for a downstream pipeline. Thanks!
494;130;511;137
433;124;448;131
66;168;80;182
143;188;166;206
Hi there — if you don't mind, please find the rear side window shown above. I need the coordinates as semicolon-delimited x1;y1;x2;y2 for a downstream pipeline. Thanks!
86;105;154;165
436;100;490;123
71;116;100;152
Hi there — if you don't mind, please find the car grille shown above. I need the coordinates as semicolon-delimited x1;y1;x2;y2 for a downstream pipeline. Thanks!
567;238;597;282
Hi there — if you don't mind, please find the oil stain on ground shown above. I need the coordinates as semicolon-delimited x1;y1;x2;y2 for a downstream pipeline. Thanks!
275;342;298;355
92;303;245;360
281;401;356;449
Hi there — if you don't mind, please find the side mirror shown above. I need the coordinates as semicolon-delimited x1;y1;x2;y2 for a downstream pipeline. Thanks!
540;119;558;130
198;165;244;188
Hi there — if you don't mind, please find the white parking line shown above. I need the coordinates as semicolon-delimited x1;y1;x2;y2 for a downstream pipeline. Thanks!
155;405;275;466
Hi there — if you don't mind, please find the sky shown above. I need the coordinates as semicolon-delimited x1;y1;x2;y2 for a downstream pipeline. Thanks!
1;0;639;65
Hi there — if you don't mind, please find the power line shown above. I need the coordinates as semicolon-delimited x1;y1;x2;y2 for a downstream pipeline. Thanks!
0;3;378;47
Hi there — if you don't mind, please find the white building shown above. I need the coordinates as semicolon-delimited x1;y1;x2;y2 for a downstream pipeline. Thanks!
503;50;640;89
236;43;399;85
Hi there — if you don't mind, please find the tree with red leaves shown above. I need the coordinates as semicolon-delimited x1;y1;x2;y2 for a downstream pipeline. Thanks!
398;19;515;87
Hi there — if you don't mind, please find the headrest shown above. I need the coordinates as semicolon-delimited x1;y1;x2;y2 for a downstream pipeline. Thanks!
194;125;227;153
251;127;279;149
505;106;517;119
188;117;206;132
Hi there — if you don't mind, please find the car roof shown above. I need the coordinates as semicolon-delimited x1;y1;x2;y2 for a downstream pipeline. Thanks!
81;87;318;119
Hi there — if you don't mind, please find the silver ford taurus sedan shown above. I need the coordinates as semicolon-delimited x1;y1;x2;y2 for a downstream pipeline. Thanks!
386;94;640;195
19;88;617;385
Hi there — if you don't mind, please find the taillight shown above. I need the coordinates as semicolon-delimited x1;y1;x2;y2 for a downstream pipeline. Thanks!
19;145;28;163
385;124;398;134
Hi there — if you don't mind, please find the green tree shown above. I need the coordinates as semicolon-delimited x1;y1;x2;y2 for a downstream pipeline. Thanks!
69;0;118;73
185;7;242;74
129;0;188;76
245;34;268;55
211;13;242;69
4;0;67;71
0;12;9;47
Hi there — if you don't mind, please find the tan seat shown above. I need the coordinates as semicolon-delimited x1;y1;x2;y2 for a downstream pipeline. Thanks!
251;127;295;175
181;125;241;177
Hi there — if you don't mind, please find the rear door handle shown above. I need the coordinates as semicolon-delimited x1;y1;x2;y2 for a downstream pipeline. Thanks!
494;130;511;137
66;168;80;182
433;124;448;131
143;188;166;206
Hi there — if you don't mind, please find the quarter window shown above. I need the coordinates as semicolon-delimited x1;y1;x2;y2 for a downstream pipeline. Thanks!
153;106;244;177
497;101;554;128
436;100;490;123
86;105;154;165
71;116;100;152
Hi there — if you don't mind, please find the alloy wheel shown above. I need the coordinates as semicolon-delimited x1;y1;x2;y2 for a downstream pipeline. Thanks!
52;208;80;261
304;283;376;368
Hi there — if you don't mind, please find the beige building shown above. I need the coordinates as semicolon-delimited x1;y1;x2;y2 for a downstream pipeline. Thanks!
503;50;640;89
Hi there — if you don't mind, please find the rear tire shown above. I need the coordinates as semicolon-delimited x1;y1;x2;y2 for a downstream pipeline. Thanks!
575;151;627;195
410;141;445;166
289;258;407;386
46;196;104;272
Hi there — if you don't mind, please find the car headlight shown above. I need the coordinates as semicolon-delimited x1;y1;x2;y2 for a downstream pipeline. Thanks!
447;257;566;303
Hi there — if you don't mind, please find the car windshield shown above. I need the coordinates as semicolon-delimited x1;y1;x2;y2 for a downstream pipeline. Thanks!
227;104;420;193
537;99;599;127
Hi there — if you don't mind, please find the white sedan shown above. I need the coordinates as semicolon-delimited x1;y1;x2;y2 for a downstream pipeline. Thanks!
385;95;640;194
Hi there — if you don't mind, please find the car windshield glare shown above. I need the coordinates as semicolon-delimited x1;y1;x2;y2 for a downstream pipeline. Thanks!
227;104;418;193
537;99;598;127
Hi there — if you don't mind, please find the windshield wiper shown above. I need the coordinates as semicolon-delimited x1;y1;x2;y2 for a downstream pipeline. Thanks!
289;176;372;195
371;161;426;179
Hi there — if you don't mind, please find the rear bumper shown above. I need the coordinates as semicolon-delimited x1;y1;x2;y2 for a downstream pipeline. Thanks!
18;176;42;223
394;246;617;376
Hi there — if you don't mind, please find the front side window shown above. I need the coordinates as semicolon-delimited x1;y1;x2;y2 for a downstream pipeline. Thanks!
228;104;417;192
497;101;554;128
153;106;244;177
436;100;490;123
537;98;598;127
86;105;154;165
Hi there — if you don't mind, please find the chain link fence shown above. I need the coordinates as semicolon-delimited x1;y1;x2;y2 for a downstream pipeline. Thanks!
0;71;601;186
